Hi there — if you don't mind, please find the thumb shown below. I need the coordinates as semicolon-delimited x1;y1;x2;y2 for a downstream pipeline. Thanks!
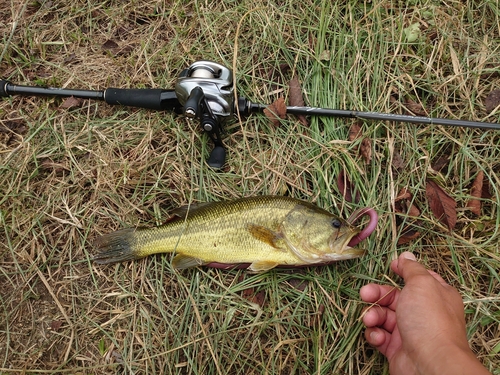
390;252;430;281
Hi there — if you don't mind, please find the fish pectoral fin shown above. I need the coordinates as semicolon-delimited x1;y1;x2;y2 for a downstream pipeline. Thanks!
247;224;285;251
171;254;205;269
248;260;279;272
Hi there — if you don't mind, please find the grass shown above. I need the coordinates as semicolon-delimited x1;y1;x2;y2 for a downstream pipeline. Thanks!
1;0;499;374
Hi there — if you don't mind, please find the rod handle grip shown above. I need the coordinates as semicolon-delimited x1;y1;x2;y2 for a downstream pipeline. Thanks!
0;80;11;97
104;88;167;110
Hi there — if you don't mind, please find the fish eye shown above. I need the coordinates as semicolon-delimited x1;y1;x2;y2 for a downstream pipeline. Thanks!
331;219;342;228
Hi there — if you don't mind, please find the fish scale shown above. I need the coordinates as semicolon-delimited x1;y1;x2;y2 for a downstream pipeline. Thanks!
93;196;363;271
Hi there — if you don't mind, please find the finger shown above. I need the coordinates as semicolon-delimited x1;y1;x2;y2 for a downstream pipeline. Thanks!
391;252;431;281
362;305;397;333
364;327;392;357
360;284;400;310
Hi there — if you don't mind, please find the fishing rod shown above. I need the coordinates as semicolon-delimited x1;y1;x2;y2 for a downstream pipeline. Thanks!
2;60;499;168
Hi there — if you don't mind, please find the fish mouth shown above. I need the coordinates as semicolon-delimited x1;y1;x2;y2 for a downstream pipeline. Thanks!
327;230;365;260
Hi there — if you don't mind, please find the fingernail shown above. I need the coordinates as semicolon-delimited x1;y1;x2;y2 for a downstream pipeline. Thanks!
402;252;416;261
370;331;380;341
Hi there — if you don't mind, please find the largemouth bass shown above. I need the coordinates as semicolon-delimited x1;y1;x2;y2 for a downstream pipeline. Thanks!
93;196;366;272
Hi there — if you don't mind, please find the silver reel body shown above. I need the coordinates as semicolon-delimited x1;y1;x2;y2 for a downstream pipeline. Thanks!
175;61;234;122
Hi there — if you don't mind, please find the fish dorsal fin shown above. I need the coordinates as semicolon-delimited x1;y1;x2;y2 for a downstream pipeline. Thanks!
247;224;286;251
249;260;279;272
172;254;205;269
168;202;212;220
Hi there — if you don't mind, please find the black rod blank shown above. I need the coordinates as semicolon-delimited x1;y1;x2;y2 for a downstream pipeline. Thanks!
284;106;500;131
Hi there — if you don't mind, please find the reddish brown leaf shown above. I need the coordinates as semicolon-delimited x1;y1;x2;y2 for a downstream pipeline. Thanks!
289;76;308;126
60;96;83;109
397;225;421;245
395;188;420;217
252;291;266;307
348;122;372;163
485;89;500;113
360;138;372;163
396;188;412;202
404;99;427;116
392;151;405;171
263;97;286;127
466;170;484;216
50;320;63;332
394;187;421;245
288;278;307;291
431;156;449;172
348;122;362;141
407;203;421;217
482;178;492;199
425;180;457;231
102;39;119;50
239;275;266;307
336;170;360;203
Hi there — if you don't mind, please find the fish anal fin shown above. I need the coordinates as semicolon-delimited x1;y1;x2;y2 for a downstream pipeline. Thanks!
172;254;205;269
247;224;285;250
249;260;279;272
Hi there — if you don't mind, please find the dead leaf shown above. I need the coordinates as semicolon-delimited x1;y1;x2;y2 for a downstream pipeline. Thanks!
348;121;372;163
482;177;492;199
407;203;421;217
0;119;28;136
395;188;421;217
404;99;427;116
425;180;457;231
50;320;62;332
289;76;308;126
466;170;484;216
252;291;266;307
336;170;360;203
264;97;286;127
360;138;372;164
102;39;119;51
485;89;500;113
239;275;266;307
396;188;412;202
392;151;405;171
60;96;83;109
431;156;449;173
348;122;362;141
395;188;422;245
288;278;307;291
397;225;421;245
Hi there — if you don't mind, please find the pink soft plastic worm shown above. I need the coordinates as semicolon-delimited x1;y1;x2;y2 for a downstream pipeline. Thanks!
204;206;378;270
346;207;378;247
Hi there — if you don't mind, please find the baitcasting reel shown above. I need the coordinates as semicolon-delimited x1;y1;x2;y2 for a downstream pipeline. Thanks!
175;61;235;168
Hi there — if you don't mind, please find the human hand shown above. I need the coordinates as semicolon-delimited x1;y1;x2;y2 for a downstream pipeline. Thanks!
360;252;491;375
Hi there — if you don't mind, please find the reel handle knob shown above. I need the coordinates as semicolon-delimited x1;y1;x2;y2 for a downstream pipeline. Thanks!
183;86;204;117
208;146;226;169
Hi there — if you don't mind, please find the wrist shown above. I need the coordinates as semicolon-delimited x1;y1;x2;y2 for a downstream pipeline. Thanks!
424;344;490;375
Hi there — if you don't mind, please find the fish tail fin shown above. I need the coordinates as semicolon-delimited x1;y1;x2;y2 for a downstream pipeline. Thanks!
92;228;142;264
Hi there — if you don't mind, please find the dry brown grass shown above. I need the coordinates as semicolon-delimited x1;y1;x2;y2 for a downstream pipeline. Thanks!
1;1;499;374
